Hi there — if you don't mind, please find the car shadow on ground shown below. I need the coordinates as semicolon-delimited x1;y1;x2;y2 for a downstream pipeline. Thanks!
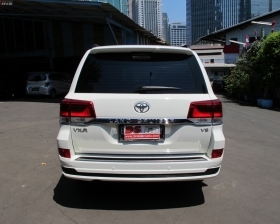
53;175;207;210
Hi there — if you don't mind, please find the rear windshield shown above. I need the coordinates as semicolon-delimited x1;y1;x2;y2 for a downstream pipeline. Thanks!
75;53;207;94
27;73;46;81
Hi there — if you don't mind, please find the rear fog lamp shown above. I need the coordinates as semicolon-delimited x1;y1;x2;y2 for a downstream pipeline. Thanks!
58;148;71;158
211;149;224;158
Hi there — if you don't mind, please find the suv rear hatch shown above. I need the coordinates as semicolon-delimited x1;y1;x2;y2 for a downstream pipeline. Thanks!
61;50;222;155
26;73;47;90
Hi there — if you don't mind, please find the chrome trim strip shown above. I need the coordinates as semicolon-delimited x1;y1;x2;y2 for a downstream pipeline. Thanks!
75;158;207;163
75;154;208;163
88;118;191;124
75;153;207;159
64;118;222;126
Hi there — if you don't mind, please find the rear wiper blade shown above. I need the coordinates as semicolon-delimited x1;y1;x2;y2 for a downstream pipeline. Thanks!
134;86;181;93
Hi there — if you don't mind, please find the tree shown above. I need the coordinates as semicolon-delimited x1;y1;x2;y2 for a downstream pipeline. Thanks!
224;31;280;100
257;31;280;98
225;41;263;98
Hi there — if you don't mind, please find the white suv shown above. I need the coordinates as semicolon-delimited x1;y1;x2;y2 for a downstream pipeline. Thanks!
57;45;225;182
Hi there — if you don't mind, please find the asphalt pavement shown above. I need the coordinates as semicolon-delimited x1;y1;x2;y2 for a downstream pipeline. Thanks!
0;94;280;224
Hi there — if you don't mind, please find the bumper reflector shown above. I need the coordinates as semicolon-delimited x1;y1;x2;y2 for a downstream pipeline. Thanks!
59;148;71;158
211;149;224;158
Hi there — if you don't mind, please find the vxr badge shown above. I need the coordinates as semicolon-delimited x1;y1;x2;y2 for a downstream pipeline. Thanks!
73;128;88;133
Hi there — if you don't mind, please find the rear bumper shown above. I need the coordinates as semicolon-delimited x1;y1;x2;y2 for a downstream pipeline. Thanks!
25;87;50;96
62;166;220;182
59;155;223;182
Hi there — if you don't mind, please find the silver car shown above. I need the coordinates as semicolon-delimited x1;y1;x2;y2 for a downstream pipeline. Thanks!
26;72;71;98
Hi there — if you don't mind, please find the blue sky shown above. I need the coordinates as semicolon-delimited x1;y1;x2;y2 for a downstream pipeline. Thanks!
162;0;186;23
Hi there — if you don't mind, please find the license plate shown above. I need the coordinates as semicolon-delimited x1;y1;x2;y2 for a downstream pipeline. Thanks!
31;88;39;91
123;125;160;140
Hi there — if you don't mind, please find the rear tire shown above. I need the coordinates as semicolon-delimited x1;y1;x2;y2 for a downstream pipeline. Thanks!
50;89;56;98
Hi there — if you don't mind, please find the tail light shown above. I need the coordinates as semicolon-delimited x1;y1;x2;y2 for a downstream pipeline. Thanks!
211;149;224;158
58;148;71;158
60;99;96;124
187;99;222;125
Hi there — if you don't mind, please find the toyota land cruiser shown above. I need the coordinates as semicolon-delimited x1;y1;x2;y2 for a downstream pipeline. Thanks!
57;45;225;182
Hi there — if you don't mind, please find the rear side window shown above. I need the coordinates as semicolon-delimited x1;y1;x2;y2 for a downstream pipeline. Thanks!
75;53;207;94
27;73;46;81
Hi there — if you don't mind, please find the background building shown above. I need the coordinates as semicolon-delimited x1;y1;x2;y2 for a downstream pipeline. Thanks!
162;12;170;42
170;22;186;47
0;0;165;95
132;0;163;39
128;0;134;18
186;0;280;45
90;0;129;16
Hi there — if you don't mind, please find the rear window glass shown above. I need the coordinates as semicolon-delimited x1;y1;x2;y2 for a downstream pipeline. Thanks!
75;53;207;94
27;73;46;81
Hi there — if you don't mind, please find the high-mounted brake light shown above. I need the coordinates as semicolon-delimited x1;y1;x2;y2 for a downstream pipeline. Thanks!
60;99;96;123
187;99;222;124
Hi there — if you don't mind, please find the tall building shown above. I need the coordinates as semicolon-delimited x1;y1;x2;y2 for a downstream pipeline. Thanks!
170;22;186;47
90;0;129;16
128;0;134;19
132;0;163;39
162;12;169;42
186;0;280;45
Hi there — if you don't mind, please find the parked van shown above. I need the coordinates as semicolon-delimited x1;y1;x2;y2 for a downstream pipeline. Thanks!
26;72;71;98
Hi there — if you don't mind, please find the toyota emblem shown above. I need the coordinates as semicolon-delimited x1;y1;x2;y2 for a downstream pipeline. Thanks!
134;102;150;113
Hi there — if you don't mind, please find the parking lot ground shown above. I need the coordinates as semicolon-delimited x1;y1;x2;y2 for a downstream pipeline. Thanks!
0;94;280;224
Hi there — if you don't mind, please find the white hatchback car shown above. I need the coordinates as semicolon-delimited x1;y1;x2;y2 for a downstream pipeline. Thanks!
57;45;225;182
